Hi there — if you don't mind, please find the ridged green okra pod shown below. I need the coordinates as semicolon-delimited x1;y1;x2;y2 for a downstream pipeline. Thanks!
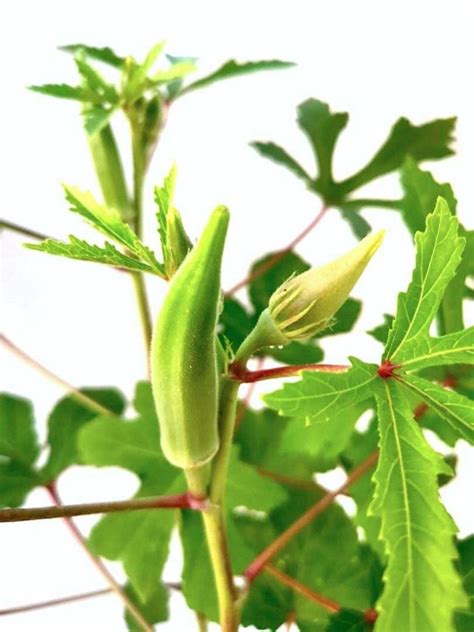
151;206;230;470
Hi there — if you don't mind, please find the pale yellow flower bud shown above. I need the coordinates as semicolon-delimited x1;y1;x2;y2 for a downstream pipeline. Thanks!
268;230;385;341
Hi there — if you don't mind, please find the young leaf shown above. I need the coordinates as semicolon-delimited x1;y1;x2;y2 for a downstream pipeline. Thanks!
179;59;295;96
399;374;474;445
27;236;160;274
41;388;124;482
371;379;467;632
0;394;41;507
29;83;91;101
74;55;119;104
264;359;377;423
60;43;126;68
83;106;115;136
384;197;465;363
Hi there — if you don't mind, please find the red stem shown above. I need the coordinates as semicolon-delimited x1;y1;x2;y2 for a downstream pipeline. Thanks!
231;362;349;383
225;204;329;297
244;451;379;582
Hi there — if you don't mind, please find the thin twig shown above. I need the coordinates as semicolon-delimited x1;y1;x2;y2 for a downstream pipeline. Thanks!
46;484;153;632
231;362;349;383
0;589;112;616
244;451;379;582
0;335;113;417
265;564;340;613
225;204;329;297
0;219;52;242
0;492;205;523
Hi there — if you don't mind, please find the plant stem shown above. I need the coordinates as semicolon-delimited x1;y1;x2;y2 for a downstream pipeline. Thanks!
195;612;208;632
46;484;152;632
0;491;204;523
0;335;114;417
264;564;341;613
225;204;329;296
131;271;152;357
231;362;349;383
0;588;112;616
0;220;51;242
244;450;379;582
185;377;241;631
201;507;238;632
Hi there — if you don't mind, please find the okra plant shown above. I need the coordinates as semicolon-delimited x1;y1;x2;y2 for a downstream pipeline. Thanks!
1;42;473;632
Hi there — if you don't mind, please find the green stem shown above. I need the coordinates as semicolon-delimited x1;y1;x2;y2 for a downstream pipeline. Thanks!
195;612;208;632
185;377;241;632
201;507;238;632
88;123;131;221
131;272;152;360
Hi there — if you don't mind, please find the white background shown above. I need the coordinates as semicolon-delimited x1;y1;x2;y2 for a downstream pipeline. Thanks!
1;1;473;630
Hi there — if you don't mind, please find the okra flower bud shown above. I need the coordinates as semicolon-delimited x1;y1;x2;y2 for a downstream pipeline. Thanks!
269;230;384;340
151;206;229;469
234;231;384;363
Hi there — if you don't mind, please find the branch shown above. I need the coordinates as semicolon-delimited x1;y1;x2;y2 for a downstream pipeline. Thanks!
0;219;52;241
0;588;112;616
225;204;329;297
264;564;340;613
231;362;349;383
0;491;206;523
244;451;379;582
0;335;114;417
46;484;153;632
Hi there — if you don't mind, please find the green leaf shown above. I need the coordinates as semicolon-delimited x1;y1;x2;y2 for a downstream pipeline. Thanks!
297;99;348;197
341;419;382;558
400;157;457;235
83;106;115;136
384;198;465;363
0;394;41;508
88;499;175;601
315;297;362;338
249;250;310;314
79;383;182;600
278;400;368;472
398;327;474;372
60;43;125;68
74;55;118;104
180;510;218;621
27;236;160;274
269;340;324;365
339;116;456;194
124;583;168;631
337;206;372;239
179;59;295;96
367;314;394;345
31;186;165;276
251;142;311;183
235;407;320;480
226;448;286;512
399;159;473;334
264;358;376;423
325;610;372;632
0;394;39;465
455;536;474;632
399;374;474;444
29;83;90;101
218;297;256;351
370;379;467;632
41;388;124;482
